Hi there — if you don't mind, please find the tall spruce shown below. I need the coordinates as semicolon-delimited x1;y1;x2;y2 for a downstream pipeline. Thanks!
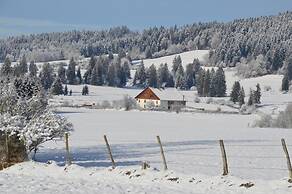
238;87;245;107
147;64;158;88
185;63;196;89
51;77;64;95
67;58;77;84
57;64;66;83
76;66;82;84
230;81;241;103
254;83;261;104
282;73;289;91
29;61;38;77
39;63;54;90
1;57;12;76
247;89;254;106
215;67;226;97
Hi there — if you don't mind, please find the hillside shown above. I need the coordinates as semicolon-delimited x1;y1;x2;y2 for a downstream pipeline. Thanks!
0;12;291;75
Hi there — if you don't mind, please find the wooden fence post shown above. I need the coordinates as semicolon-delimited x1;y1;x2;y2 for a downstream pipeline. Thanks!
281;138;292;182
219;140;229;176
157;136;168;170
104;135;116;168
65;132;72;165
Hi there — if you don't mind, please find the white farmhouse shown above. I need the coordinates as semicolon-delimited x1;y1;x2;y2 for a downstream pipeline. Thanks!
135;87;186;110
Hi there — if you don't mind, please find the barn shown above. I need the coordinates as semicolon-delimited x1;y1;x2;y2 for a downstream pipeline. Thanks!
135;87;186;110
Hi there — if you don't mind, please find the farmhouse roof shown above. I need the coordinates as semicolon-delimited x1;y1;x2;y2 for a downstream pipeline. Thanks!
135;87;186;101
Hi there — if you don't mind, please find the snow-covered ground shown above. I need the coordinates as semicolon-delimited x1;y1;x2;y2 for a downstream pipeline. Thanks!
2;50;292;193
133;50;209;69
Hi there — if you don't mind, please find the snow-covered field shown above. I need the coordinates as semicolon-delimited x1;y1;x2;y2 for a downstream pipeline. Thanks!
2;50;292;193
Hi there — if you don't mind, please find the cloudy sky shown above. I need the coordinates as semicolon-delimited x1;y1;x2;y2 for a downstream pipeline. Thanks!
0;0;291;37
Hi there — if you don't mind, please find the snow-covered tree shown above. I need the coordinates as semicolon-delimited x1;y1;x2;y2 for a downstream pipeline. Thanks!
51;77;64;95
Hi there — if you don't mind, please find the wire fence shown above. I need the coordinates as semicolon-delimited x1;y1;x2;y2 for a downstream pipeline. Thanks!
35;134;290;182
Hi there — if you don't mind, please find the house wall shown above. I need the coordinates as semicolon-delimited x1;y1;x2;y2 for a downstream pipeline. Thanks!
136;98;160;109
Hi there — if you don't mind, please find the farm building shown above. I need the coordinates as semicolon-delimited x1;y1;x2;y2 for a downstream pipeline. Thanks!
135;87;186;110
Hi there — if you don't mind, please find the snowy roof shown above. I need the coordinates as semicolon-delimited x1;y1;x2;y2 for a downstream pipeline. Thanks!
149;87;186;101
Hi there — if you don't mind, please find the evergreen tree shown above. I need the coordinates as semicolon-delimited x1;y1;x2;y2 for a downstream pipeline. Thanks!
185;63;196;89
175;63;186;89
172;55;182;75
51;77;63;95
133;61;146;87
107;63;116;86
90;66;99;85
209;69;217;97
238;87;245;107
123;61;131;79
254;83;261;104
215;67;226;97
66;58;76;84
19;56;28;75
76;66;82;84
57;64;66;83
64;85;68;96
145;46;152;58
282;73;289;91
286;57;292;80
247;89;254;106
196;69;205;96
29;61;38;77
39;63;54;90
158;63;171;88
82;85;89;95
203;70;210;96
146;64;158;88
116;62;127;87
230;81;241;103
0;57;12;76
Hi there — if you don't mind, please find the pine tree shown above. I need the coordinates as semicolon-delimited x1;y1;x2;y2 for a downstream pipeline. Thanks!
29;61;38;77
39;63;54;90
230;81;241;103
247;89;254;106
172;55;182;75
64;85;68;96
67;58;76;84
1;57;12;76
51;77;63;95
146;64;158;88
133;61;146;87
282;74;289;91
76;66;82;84
90;66;99;85
238;87;245;107
203;70;210;96
196;69;205;96
57;64;66;83
175;63;186;89
107;63;116;86
209;69;217;97
123;61;131;79
185;63;196;89
215;67;226;97
19;56;28;75
82;85;89;95
116;62;127;87
254;83;261;104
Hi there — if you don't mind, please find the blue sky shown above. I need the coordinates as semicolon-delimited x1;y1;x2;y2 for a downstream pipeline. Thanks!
0;0;292;37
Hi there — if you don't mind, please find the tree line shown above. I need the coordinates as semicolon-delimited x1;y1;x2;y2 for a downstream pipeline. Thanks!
0;11;291;77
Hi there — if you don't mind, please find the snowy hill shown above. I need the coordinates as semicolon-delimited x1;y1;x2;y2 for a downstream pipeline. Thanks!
133;50;209;69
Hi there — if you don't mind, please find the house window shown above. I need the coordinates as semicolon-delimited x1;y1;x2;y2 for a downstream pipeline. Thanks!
144;100;146;103
138;100;140;103
156;101;158;104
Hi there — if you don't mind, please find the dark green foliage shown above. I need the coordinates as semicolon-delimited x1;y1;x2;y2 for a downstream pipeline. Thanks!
76;66;82;84
66;58;76;84
238;87;245;107
82;85;89;95
254;83;261;104
39;63;54;90
230;81;241;103
282;74;289;91
248;89;254;106
0;57;12;76
146;64;157;88
51;77;63;95
64;85;68;96
133;61;147;87
29;61;38;77
185;63;196;89
57;63;66;83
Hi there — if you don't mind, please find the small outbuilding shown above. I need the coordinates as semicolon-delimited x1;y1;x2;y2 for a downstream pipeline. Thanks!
135;87;186;110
